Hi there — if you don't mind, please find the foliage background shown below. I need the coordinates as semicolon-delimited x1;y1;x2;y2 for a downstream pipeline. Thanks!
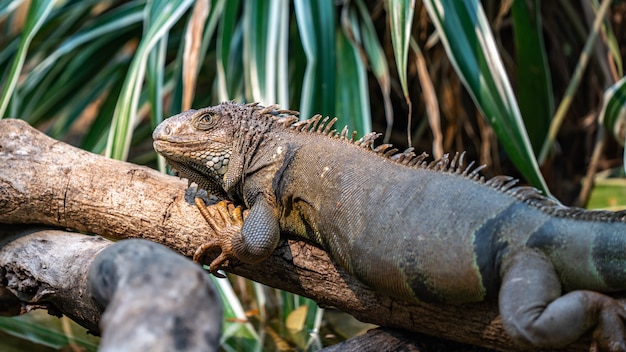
1;0;625;350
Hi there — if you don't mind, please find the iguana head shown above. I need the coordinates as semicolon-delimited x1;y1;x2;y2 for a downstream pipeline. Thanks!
153;104;236;198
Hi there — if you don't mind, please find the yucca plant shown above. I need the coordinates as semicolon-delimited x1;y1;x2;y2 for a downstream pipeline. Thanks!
1;0;624;350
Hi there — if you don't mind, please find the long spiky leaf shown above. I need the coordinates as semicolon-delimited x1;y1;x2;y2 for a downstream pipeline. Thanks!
0;0;55;118
106;0;193;161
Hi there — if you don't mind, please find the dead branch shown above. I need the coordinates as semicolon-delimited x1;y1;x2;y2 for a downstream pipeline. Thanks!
0;226;222;351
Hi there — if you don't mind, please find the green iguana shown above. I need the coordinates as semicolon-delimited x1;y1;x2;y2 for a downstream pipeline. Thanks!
153;101;626;351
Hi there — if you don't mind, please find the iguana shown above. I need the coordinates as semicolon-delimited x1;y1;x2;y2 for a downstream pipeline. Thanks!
153;101;626;351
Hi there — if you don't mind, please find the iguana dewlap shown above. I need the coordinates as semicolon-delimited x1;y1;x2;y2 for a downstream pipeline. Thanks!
153;101;626;351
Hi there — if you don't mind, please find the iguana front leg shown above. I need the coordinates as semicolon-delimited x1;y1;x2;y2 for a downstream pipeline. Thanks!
499;250;626;351
194;198;280;277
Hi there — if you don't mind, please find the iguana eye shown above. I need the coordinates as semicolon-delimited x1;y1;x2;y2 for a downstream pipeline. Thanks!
195;111;214;130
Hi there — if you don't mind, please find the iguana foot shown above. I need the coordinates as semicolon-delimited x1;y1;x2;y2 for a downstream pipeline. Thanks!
193;199;244;278
592;298;626;352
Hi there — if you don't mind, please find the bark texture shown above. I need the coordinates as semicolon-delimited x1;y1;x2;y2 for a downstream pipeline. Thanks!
0;118;602;351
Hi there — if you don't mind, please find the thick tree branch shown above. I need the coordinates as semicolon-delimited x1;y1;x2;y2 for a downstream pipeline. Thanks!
0;226;108;332
0;227;222;351
0;119;596;351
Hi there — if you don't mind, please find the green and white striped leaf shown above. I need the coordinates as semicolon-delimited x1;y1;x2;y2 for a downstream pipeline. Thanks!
386;0;413;101
600;76;626;173
106;0;193;161
0;0;55;118
348;0;391;137
386;0;414;144
210;276;261;349
216;0;243;102
294;0;336;119
422;0;549;194
243;0;289;107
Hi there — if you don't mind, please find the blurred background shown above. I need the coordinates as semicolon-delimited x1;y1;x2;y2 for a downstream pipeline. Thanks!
1;0;625;350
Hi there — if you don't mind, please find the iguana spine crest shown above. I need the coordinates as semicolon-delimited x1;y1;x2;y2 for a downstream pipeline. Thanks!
249;103;626;223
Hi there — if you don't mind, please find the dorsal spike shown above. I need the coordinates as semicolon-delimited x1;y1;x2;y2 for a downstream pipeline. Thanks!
468;164;487;179
500;178;519;191
277;116;299;126
339;126;349;139
373;144;392;153
308;114;322;131
450;152;464;172
391;148;416;164
291;119;307;132
456;152;467;173
383;148;399;158
323;117;338;135
461;161;476;177
258;104;279;115
427;154;450;171
485;175;514;188
317;117;330;133
356;133;378;148
408;152;429;167
274;108;299;116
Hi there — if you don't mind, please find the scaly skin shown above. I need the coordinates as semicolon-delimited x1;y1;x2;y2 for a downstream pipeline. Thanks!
153;101;626;351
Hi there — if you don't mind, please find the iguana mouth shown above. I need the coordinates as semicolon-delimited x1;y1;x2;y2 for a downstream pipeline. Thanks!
164;158;228;198
153;140;206;157
154;139;230;196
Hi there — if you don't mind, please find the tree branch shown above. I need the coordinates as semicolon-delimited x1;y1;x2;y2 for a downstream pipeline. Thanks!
0;226;222;351
0;119;595;351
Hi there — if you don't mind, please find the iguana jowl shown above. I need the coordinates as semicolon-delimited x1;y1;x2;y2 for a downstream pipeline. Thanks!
153;101;626;351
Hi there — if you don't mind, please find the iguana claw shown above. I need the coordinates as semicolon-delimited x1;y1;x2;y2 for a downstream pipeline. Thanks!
193;199;244;278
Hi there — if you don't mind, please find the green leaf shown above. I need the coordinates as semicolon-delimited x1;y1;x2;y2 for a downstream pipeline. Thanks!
0;0;55;118
147;37;166;131
600;75;626;155
511;0;553;155
216;0;243;102
386;0;413;100
422;0;549;194
22;2;144;94
0;313;99;351
22;32;136;127
353;0;393;140
386;0;414;145
210;276;261;350
336;17;370;135
81;65;127;153
294;0;336;118
243;0;289;106
106;0;194;161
